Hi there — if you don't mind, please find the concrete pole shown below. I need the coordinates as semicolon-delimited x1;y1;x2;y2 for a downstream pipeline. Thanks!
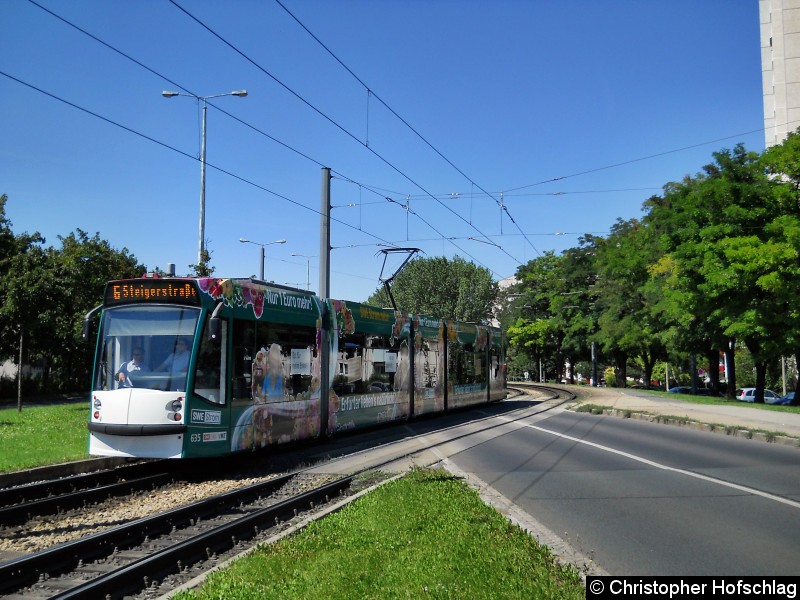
319;168;331;436
198;99;208;265
319;167;331;299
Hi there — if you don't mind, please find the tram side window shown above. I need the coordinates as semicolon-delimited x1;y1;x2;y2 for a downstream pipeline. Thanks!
232;321;255;402
490;346;501;383
335;333;365;395
416;336;440;391
253;321;316;402
448;341;478;385
193;316;226;405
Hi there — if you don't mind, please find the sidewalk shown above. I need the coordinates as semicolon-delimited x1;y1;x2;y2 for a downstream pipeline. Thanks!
548;384;800;442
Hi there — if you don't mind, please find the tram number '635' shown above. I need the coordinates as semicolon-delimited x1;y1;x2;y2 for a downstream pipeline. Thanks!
190;431;227;444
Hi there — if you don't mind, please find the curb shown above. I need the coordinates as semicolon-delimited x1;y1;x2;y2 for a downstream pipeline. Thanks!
573;405;800;448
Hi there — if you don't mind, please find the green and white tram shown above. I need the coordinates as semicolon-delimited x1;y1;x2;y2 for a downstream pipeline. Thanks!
86;276;506;459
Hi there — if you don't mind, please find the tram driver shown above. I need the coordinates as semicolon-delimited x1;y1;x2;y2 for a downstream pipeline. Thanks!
116;348;148;388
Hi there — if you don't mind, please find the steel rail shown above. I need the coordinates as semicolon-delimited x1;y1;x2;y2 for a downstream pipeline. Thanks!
0;460;167;508
0;472;295;594
54;475;355;599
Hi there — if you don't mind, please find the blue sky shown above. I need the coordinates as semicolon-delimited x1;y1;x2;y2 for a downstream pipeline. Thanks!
1;0;763;302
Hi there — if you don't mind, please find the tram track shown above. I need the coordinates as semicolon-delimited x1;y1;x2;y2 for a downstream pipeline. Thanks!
0;469;364;599
0;389;576;598
0;388;566;533
0;462;179;526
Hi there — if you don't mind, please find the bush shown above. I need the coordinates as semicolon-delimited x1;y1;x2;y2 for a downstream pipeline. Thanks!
603;367;616;387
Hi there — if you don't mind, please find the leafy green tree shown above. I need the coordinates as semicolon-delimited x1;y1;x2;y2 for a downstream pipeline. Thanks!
365;256;497;323
0;243;54;406
556;238;602;384
50;230;145;390
0;195;146;400
190;247;215;277
505;252;565;382
643;145;780;398
759;131;800;396
593;218;665;388
0;195;52;406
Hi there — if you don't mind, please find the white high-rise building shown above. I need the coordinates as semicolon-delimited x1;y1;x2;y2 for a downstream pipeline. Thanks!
761;0;800;146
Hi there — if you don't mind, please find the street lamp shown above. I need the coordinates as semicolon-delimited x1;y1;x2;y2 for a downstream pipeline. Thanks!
291;253;316;290
239;238;285;280
163;89;248;264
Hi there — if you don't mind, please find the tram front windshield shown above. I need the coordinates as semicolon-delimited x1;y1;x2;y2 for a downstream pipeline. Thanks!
93;305;200;392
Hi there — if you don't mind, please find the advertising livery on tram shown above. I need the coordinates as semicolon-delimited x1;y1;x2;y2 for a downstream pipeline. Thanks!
86;276;506;459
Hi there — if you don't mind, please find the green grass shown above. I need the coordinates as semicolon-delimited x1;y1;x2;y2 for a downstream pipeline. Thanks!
174;468;584;600
0;402;89;472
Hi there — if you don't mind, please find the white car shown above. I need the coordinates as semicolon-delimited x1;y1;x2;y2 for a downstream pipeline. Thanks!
735;388;782;403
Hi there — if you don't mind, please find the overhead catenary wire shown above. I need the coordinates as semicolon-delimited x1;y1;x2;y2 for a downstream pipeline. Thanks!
23;0;500;275
502;127;772;193
167;0;522;270
17;0;787;279
0;70;394;251
271;0;541;258
1;68;502;280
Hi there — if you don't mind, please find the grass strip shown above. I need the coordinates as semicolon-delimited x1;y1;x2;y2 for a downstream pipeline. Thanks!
174;468;584;600
0;402;88;472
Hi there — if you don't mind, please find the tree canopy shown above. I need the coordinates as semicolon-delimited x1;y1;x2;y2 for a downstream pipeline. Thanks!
0;195;145;397
365;256;498;324
505;133;800;401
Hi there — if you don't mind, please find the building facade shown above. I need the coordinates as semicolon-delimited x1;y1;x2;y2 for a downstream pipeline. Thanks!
761;0;800;146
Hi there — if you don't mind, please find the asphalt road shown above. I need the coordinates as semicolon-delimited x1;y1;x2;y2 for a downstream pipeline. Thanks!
446;404;800;576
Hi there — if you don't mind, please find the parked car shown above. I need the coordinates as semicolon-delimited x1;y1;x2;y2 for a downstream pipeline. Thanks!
775;391;795;406
692;388;716;396
667;386;716;396
735;388;782;403
668;386;692;394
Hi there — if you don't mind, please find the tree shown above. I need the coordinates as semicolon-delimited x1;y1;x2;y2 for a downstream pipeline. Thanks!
593;218;664;388
49;230;145;391
365;256;497;323
556;238;602;384
0;194;51;407
643;145;779;399
506;252;564;382
0;196;147;401
190;247;215;277
759;131;800;397
0;243;54;408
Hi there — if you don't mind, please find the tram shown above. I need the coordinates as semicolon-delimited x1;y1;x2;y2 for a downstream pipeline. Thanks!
85;276;506;459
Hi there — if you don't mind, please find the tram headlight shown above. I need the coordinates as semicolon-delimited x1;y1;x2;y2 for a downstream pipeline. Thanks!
173;412;182;422
93;397;102;409
171;398;183;412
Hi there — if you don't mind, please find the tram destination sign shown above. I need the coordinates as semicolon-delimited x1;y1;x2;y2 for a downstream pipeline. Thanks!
105;280;201;306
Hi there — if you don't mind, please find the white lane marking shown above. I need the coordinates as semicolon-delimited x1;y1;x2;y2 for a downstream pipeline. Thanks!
498;415;800;510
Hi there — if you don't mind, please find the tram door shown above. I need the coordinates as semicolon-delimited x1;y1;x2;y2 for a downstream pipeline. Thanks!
185;316;229;458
